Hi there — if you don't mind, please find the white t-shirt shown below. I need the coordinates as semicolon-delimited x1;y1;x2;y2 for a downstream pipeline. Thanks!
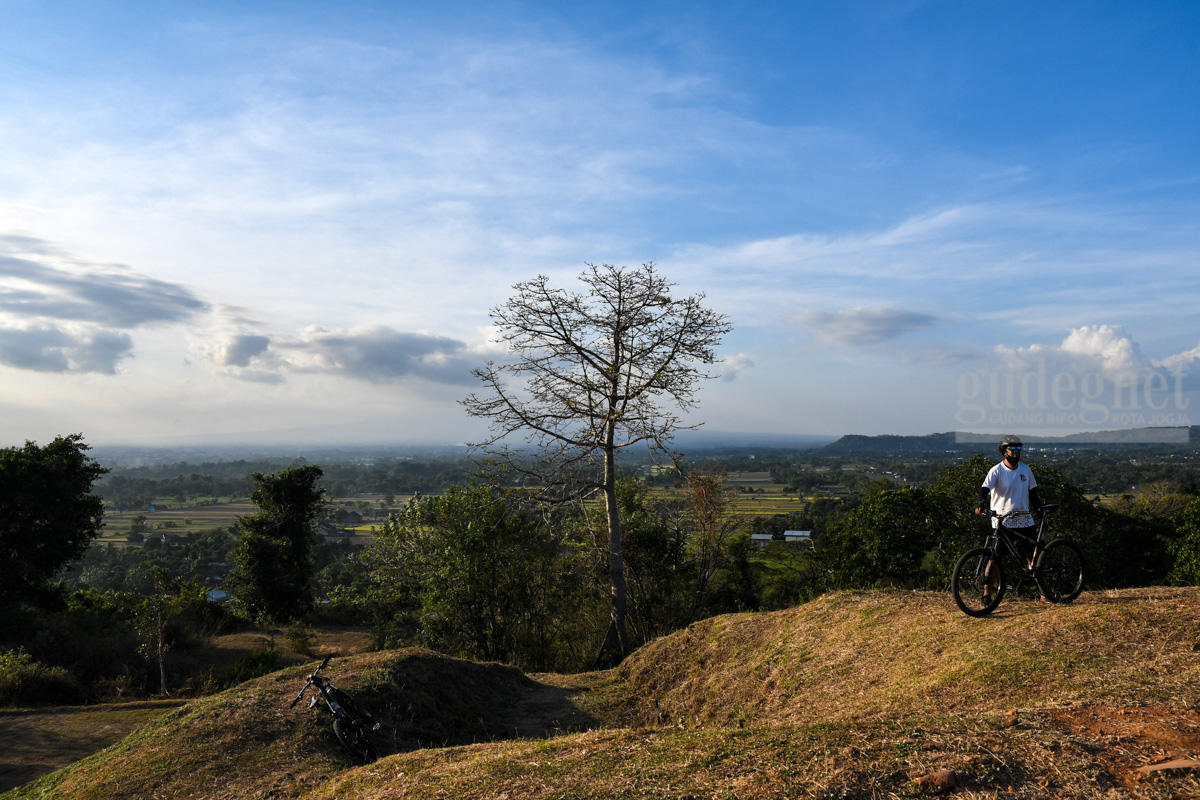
982;461;1037;528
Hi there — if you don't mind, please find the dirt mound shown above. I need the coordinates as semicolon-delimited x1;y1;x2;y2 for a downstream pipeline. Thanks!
617;587;1200;729
6;649;602;800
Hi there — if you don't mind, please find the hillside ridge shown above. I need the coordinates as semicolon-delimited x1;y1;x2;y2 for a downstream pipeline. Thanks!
8;588;1200;799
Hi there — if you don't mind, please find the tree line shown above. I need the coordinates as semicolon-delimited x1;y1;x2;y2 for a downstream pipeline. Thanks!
96;457;475;509
5;434;1200;704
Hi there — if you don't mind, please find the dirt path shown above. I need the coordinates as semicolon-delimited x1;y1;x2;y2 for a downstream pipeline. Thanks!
0;701;185;793
1044;703;1200;792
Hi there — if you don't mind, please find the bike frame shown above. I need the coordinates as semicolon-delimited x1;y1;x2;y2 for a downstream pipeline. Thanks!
952;502;1077;615
981;504;1059;577
290;655;381;761
292;656;377;727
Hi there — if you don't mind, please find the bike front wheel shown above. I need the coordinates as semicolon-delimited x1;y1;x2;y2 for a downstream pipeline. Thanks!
1036;539;1085;603
334;716;379;763
952;547;1006;617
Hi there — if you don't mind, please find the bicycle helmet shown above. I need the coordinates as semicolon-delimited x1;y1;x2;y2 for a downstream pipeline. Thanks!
998;434;1023;453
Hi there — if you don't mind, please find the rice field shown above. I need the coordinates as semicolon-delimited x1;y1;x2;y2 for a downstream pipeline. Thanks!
98;494;408;544
95;479;812;547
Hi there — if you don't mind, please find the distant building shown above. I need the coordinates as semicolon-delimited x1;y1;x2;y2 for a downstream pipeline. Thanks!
784;530;812;544
750;533;774;548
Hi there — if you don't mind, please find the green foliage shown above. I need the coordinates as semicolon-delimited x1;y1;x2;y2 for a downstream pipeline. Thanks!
1168;497;1200;585
203;648;285;691
5;582;230;700
614;474;745;642
777;453;1180;596
0;434;107;608
819;487;940;589
714;532;760;611
616;480;689;643
0;648;85;706
365;486;577;670
225;465;326;624
1013;461;1174;588
19;590;142;692
921;455;995;584
282;625;316;656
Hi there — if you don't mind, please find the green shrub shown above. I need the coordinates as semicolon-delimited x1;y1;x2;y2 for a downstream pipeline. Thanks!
282;625;315;656
203;648;285;692
0;648;85;706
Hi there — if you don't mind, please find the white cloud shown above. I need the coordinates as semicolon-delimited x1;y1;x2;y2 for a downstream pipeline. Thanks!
0;235;206;374
1157;342;1200;378
993;325;1152;382
0;235;208;327
968;326;1200;424
195;324;481;386
0;324;132;374
719;352;754;381
790;306;939;346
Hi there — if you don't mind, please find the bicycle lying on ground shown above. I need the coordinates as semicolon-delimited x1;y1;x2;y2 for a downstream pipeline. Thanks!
289;655;381;763
951;503;1085;617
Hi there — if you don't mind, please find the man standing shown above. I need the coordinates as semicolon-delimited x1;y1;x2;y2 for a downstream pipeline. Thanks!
977;434;1045;588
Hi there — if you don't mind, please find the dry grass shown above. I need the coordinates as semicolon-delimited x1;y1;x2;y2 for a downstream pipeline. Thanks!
618;587;1200;730
7;588;1200;799
0;701;185;793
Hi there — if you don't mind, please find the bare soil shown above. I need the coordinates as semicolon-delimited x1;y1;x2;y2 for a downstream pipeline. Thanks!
1044;702;1200;793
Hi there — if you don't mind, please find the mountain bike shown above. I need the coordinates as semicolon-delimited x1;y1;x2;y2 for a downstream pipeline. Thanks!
289;655;381;763
951;503;1085;617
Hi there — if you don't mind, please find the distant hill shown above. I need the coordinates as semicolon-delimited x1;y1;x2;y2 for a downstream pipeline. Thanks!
823;426;1199;455
14;588;1200;800
821;431;977;455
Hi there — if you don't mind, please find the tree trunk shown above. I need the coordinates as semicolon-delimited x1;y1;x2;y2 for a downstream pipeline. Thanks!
156;619;169;696
603;439;631;658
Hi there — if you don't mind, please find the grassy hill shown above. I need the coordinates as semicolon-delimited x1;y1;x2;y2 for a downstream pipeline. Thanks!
8;588;1200;799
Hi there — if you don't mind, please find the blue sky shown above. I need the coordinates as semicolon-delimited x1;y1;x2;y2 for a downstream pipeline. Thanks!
2;0;1199;445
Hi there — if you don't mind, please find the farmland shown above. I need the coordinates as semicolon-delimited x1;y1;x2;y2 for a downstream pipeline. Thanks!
98;494;413;543
97;478;823;539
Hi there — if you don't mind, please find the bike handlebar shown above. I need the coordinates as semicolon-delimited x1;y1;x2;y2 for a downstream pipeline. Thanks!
984;503;1059;520
289;655;335;707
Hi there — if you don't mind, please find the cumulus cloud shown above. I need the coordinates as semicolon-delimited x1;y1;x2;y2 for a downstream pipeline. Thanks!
284;326;476;384
720;352;754;381
218;334;271;367
198;324;478;385
961;326;1200;431
790;306;939;346
992;325;1158;383
0;325;133;373
0;236;208;373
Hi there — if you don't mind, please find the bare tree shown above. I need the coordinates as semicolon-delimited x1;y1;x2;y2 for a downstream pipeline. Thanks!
462;262;731;658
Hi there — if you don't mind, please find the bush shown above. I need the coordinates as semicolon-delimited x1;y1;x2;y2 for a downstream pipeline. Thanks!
203;648;285;692
283;625;315;657
0;648;85;706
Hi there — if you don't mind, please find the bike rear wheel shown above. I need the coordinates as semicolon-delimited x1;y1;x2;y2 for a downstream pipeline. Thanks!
334;715;379;763
1036;539;1084;603
952;547;1006;617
